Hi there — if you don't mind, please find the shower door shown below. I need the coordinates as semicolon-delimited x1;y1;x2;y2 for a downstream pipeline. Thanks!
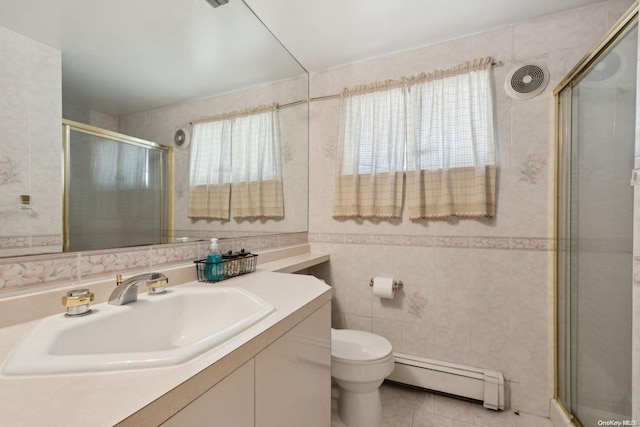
63;120;173;252
556;10;636;427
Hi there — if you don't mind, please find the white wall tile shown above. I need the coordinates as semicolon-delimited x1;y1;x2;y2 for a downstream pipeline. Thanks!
308;3;620;419
513;16;558;61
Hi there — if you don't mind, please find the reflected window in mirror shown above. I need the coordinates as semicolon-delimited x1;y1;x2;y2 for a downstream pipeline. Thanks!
189;104;284;220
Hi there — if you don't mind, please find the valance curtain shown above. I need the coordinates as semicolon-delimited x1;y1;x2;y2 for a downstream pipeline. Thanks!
332;57;496;220
332;83;407;218
188;104;283;219
406;57;496;219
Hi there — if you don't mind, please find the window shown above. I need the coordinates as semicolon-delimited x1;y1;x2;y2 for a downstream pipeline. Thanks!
333;84;407;218
333;57;496;220
405;58;496;219
188;105;283;219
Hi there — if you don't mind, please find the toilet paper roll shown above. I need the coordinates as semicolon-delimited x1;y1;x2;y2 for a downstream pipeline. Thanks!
372;277;395;299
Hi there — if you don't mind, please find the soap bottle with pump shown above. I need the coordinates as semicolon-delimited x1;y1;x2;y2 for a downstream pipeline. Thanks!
204;238;223;281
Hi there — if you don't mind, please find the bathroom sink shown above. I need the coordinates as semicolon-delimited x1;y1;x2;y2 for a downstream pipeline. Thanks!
2;286;275;376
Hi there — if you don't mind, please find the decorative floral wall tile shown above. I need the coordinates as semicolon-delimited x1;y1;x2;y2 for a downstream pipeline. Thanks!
309;233;555;252
80;250;151;279
175;182;184;200
0;233;308;294
407;290;428;319
470;237;511;250
519;153;547;184
0;155;20;185
511;237;556;251
0;254;77;289
150;244;199;265
0;236;30;249
435;236;470;248
32;235;62;247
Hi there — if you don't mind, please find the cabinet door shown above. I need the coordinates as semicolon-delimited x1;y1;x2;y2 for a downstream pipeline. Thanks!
255;302;331;427
161;359;254;427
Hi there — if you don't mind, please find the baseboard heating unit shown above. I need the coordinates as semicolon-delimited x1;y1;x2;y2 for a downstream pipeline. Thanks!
387;352;505;410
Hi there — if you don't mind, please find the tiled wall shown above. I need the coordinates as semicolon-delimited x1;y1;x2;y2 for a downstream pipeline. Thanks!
0;25;62;258
0;232;307;295
307;0;634;418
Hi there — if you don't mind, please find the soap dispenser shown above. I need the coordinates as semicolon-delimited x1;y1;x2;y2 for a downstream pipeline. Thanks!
204;238;223;281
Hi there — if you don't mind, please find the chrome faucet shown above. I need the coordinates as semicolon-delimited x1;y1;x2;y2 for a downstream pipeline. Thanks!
108;272;168;306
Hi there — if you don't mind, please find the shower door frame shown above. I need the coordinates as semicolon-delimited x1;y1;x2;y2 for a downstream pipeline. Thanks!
554;2;638;425
62;119;174;252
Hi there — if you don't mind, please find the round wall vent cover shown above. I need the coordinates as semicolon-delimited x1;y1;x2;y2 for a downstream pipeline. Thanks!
505;64;550;100
174;127;191;148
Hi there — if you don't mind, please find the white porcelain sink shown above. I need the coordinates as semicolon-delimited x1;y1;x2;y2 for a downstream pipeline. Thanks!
2;286;275;376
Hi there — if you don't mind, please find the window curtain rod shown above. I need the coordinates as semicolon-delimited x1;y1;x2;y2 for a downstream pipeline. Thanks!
310;60;504;103
190;99;306;125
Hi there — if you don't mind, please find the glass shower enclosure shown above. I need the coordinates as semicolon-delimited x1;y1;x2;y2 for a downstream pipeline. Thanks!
556;5;636;426
63;120;173;252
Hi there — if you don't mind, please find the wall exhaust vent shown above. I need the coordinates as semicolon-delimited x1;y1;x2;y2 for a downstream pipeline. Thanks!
505;63;549;100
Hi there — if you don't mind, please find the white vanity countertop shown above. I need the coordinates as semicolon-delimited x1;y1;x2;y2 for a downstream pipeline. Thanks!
0;271;331;427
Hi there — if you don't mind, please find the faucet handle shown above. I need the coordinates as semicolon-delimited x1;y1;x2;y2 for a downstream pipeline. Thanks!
116;274;123;285
147;275;168;295
62;289;94;317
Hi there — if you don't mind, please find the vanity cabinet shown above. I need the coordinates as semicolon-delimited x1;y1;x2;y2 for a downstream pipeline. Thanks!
255;302;331;427
161;360;255;427
160;302;331;427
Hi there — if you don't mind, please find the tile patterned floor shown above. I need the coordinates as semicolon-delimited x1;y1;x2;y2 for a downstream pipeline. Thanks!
332;381;554;427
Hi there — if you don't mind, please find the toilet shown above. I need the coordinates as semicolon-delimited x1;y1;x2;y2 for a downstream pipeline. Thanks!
331;328;395;427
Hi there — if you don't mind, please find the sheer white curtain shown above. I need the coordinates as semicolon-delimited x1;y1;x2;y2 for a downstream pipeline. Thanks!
188;104;283;219
231;106;284;218
406;57;496;219
188;119;232;219
332;83;406;218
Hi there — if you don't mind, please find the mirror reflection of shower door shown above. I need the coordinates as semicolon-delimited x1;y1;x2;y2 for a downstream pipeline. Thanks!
64;123;171;252
558;21;636;427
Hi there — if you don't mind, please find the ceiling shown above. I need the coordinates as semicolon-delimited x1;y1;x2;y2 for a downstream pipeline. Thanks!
0;0;607;116
244;0;607;72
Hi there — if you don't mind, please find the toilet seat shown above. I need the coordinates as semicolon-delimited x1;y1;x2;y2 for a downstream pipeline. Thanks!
331;329;393;363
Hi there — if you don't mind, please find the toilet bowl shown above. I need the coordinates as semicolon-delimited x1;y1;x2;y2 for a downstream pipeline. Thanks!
331;328;394;427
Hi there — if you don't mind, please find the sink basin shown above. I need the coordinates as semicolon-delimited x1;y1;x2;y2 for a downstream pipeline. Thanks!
2;286;275;376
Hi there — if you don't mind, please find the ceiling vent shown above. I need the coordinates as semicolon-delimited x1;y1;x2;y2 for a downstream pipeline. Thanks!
505;63;550;100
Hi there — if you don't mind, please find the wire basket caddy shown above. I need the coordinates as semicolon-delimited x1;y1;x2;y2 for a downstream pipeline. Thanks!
194;254;258;283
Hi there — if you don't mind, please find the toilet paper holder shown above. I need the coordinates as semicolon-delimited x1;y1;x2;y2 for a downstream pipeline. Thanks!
369;277;403;290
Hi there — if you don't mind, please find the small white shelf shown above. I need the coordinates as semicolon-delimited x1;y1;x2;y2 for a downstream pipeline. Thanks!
257;252;330;274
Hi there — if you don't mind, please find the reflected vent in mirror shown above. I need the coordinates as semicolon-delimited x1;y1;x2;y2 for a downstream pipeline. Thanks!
582;51;625;88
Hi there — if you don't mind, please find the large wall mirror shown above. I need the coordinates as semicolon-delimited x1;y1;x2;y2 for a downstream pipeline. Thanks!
0;0;309;258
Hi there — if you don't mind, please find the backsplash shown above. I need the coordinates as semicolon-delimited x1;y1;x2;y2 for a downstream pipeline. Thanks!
0;232;307;294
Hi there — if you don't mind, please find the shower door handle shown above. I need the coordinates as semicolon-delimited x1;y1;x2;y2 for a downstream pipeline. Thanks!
630;169;640;186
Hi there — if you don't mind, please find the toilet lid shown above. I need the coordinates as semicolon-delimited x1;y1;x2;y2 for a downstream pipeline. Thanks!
331;329;393;362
